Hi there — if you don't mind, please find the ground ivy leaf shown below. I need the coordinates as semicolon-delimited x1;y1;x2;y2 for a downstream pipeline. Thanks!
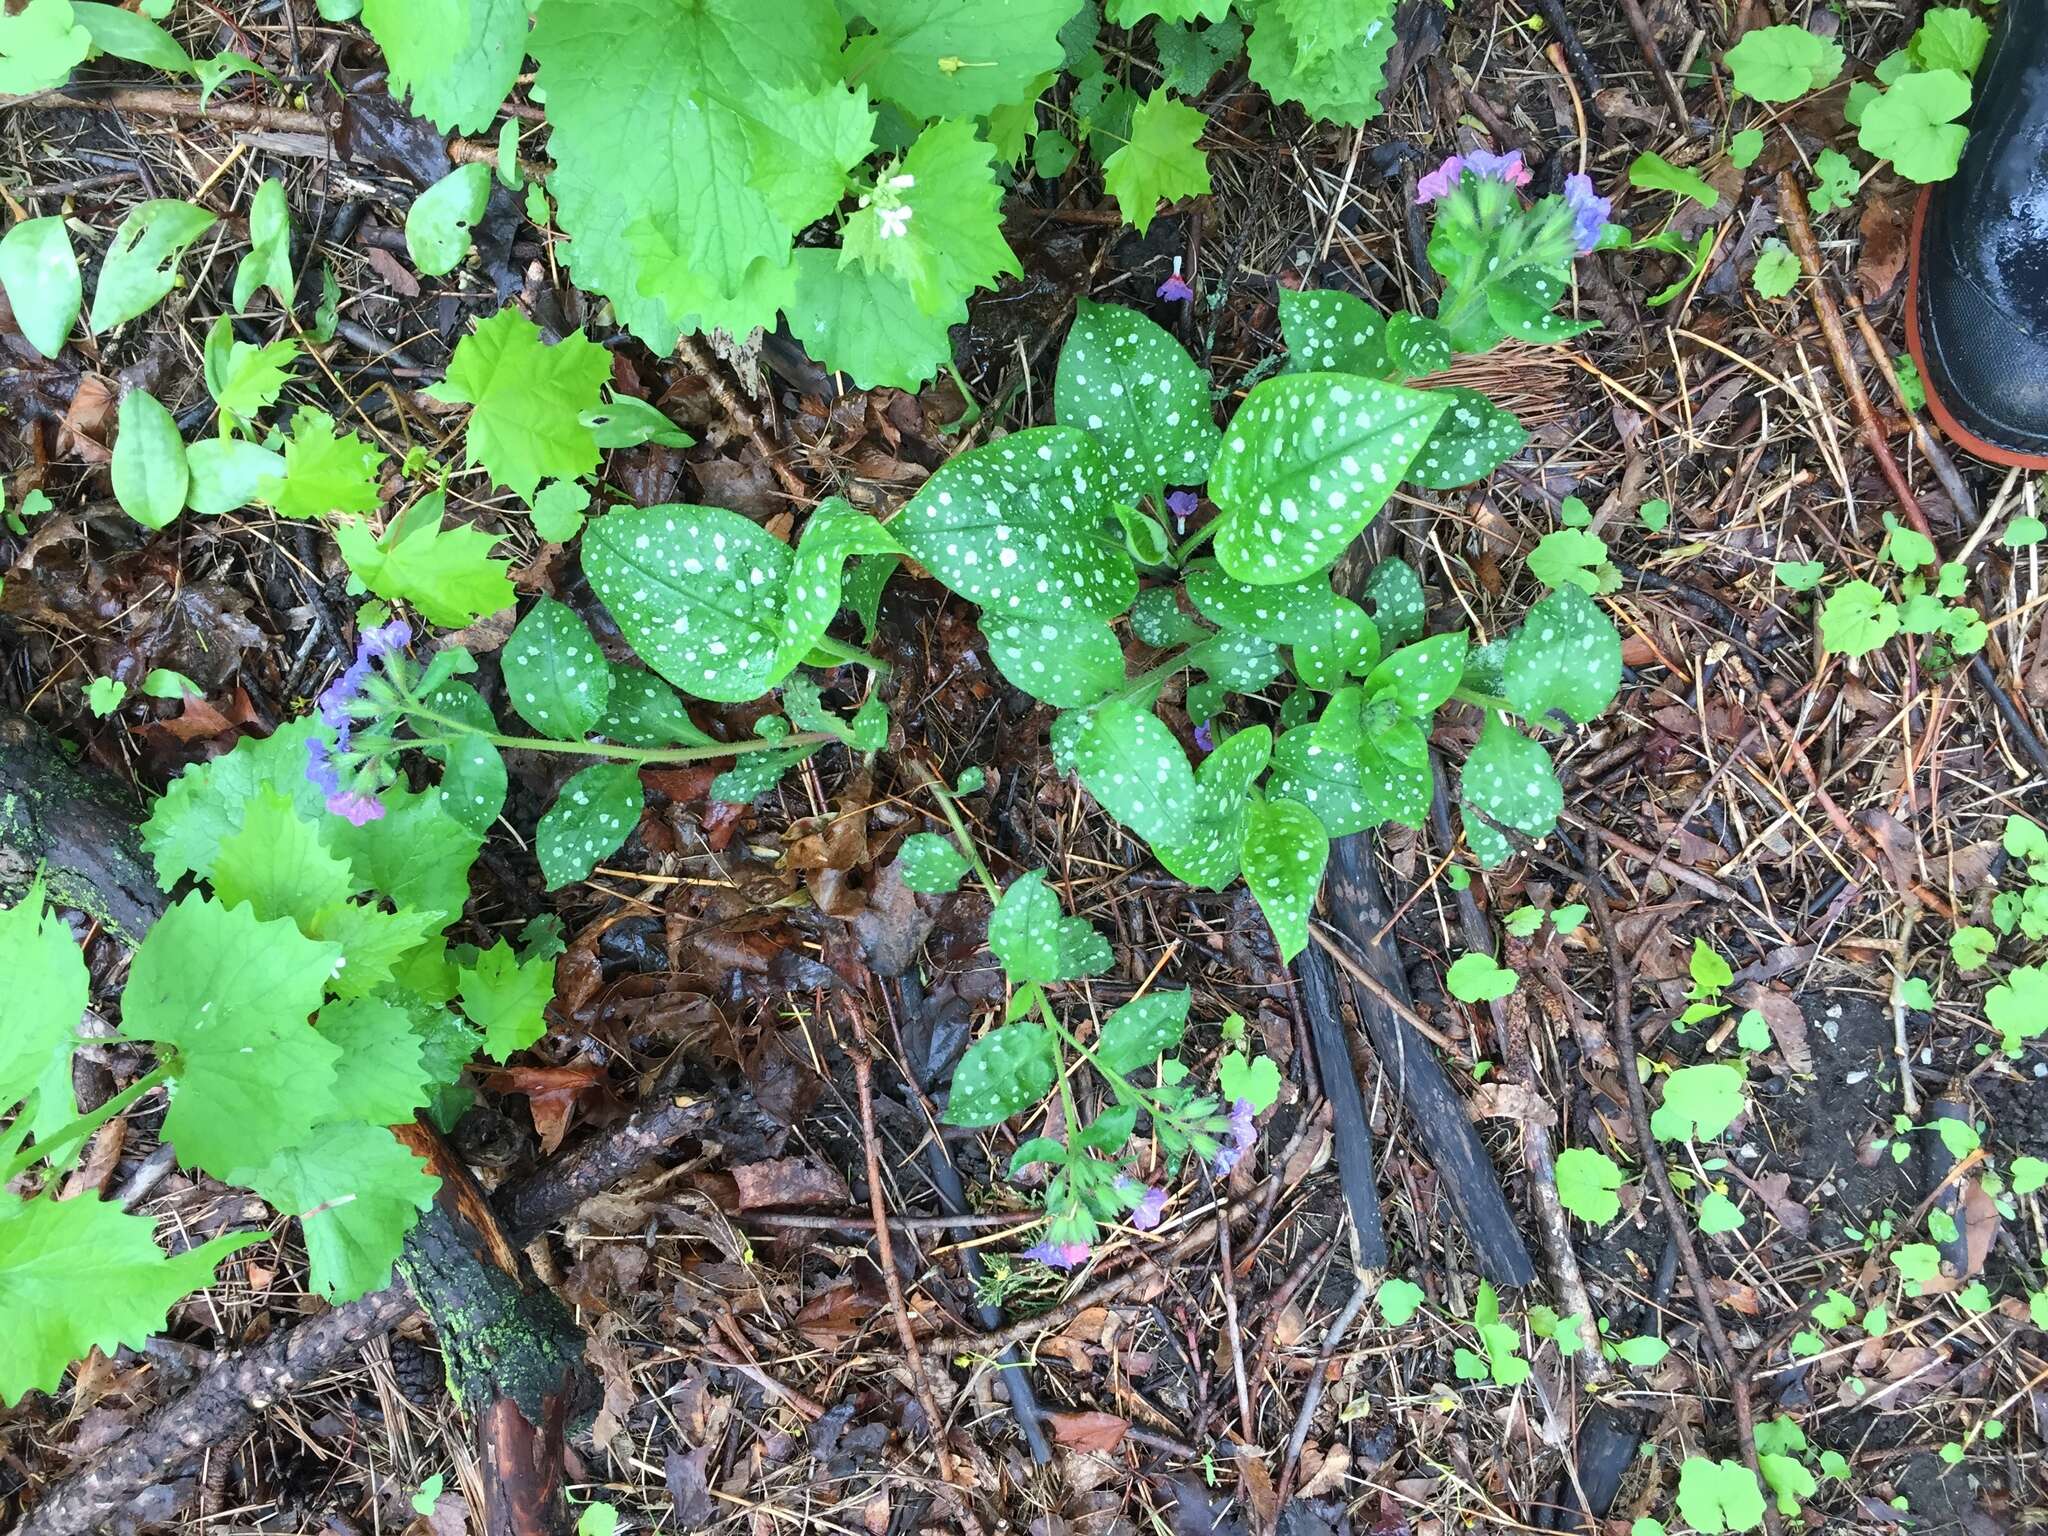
1651;1062;1747;1142
1211;372;1450;583
425;308;611;501
898;832;970;894
1555;1147;1624;1222
0;875;87;1144
120;894;344;1179
987;869;1113;984
1097;990;1192;1073
457;937;554;1061
362;0;527;134
1408;387;1526;489
211;787;358;924
842;117;1020;318
894;426;1134;619
1460;716;1563;866
1504;586;1622;725
1528;527;1613;595
1066;697;1200;847
262;407;382;520
404;161;490;277
944;1019;1056;1127
985;614;1126;707
237;1122;435;1301
1154;723;1270;888
331;494;513;629
503;598;612;739
537;761;643;890
582;503;792;703
788;248;963;390
0;216;81;358
1723;24;1844;101
1446;951;1518;1002
90;198;216;332
1101;89;1212;234
111;388;189;531
1241;796;1327;961
0;1192;258;1407
1056;298;1220;506
840;0;1074;119
1750;239;1799;299
1279;287;1387;375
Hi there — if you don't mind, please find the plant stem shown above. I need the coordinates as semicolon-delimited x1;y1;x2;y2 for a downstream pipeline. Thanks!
3;1065;172;1186
1172;520;1219;566
401;702;834;766
806;634;891;674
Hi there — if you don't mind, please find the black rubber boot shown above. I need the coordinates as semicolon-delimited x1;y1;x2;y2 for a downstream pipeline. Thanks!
1907;0;2048;469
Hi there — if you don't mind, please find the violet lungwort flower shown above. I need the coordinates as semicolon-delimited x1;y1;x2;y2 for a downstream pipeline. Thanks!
325;790;386;827
1158;260;1193;302
1166;488;1199;533
305;736;341;798
307;619;413;824
1120;1180;1169;1231
1462;147;1532;187
1211;1097;1258;1177
1415;154;1464;204
1193;722;1215;754
1563;173;1612;255
1023;1239;1092;1270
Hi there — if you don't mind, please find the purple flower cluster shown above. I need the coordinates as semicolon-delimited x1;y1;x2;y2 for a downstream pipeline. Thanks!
1416;147;1532;204
1562;172;1612;256
1116;1177;1169;1231
305;619;412;826
1023;1239;1092;1270
1211;1098;1258;1177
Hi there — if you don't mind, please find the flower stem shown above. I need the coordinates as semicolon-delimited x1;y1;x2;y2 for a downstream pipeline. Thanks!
400;701;835;766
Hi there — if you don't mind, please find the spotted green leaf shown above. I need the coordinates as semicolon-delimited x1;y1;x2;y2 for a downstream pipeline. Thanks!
1362;557;1426;648
1278;286;1387;376
1097;990;1192;1073
1267;723;1414;836
0;216;81;359
1241;796;1328;961
1065;696;1200;846
777;500;904;677
1289;596;1378;690
595;665;712;749
899;832;970;894
985;614;1126;707
1383;310;1452;378
1460;717;1563;866
1131;586;1211;648
1189;629;1282;691
1504;586;1621;725
1408;387;1526;489
503;599;611;739
1153;724;1270;888
418;679;507;835
1361;630;1467;717
1056;299;1221;507
944;1020;1057;1127
91;198;218;333
987;869;1113;985
894;427;1134;619
1185;565;1352;644
583;504;792;703
1211;372;1449;584
537;761;641;890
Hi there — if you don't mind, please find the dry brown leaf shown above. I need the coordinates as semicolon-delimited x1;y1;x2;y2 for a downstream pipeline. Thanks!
792;1281;882;1349
1047;1410;1128;1454
730;1156;851;1209
1468;1081;1559;1129
486;1064;606;1153
1732;983;1812;1075
1856;196;1910;300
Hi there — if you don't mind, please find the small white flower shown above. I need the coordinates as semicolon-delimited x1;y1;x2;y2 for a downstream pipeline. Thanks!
887;172;916;191
878;204;913;240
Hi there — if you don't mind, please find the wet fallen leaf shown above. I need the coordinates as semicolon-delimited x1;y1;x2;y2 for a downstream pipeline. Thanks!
1856;195;1910;301
1047;1410;1128;1454
793;1281;883;1349
1732;983;1812;1075
485;1064;607;1153
731;1156;850;1209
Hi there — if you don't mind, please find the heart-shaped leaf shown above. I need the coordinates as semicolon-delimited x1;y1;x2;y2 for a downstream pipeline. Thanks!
1096;990;1192;1073
1241;796;1328;961
503;598;611;739
776;500;903;677
1279;287;1388;376
894;426;1134;619
583;504;792;702
1056;299;1222;507
944;1020;1057;1127
984;614;1126;707
1211;372;1449;583
1503;586;1622;725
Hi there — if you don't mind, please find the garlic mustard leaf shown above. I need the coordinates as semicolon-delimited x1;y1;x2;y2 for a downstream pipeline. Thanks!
1555;1147;1624;1222
840;0;1077;120
1723;24;1843;101
362;0;527;134
0;0;89;93
842;118;1019;318
236;1122;434;1300
1243;0;1397;123
312;998;431;1124
787;249;962;390
1650;1063;1746;1142
1858;69;1971;183
210;787;358;924
0;876;87;1144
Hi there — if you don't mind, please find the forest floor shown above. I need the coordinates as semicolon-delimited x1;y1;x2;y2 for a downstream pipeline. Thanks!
2;0;2046;1533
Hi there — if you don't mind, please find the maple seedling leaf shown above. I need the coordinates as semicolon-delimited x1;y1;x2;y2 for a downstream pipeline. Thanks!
458;937;555;1061
331;492;515;629
425;307;612;500
1101;90;1213;234
260;407;383;520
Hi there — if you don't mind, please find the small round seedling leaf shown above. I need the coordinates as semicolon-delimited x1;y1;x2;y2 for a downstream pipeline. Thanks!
1555;1147;1624;1222
1698;1190;1746;1234
1723;24;1845;101
536;761;642;890
0;216;82;359
1407;387;1527;489
1055;298;1221;506
1650;1063;1747;1142
529;481;591;543
1240;796;1328;962
1278;287;1388;376
503;598;612;739
944;1020;1056;1127
1446;951;1518;1002
1377;1276;1426;1326
899;832;970;894
1677;1456;1767;1534
1219;1048;1281;1112
1096;990;1192;1074
110;388;188;530
405;161;491;277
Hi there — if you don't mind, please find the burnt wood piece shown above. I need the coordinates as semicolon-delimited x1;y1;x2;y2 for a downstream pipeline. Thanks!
0;712;165;943
1295;936;1390;1269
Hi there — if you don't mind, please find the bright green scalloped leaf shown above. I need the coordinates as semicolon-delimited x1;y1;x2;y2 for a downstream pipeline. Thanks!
1555;1147;1624;1222
362;0;527;134
899;832;970;894
503;598;612;740
262;406;381;519
110;389;188;531
0;1192;257;1407
1056;298;1220;506
776;499;904;678
237;1122;435;1301
211;787;357;924
943;1020;1056;1127
120;894;344;1179
1907;7;1989;77
787;249;961;390
312;997;431;1124
332;498;511;629
1729;128;1765;169
1241;796;1327;961
0;0;89;92
1460;716;1563;866
1153;724;1270;888
1987;963;2048;1054
1819;579;1900;656
1106;0;1232;20
1528;528;1613;595
1243;0;1398;124
1504;586;1621;725
1097;990;1192;1073
582;503;792;702
527;481;589;544
1101;90;1211;235
842;117;1019;319
1858;69;1971;183
537;761;642;890
1810;147;1859;213
91;198;217;333
985;614;1126;707
232;177;293;309
404;161;491;278
595;665;713;750
425;308;611;501
141;718;325;885
840;0;1075;119
324;783;479;927
1376;1275;1425;1326
457;937;554;1061
1698;1190;1745;1233
1066;696;1200;846
894;426;1134;618
0;876;87;1144
1650;1063;1747;1142
0;216;81;359
987;869;1113;984
1446;951;1518;1002
1751;239;1799;299
1676;1458;1765;1534
1759;1454;1817;1517
1279;287;1387;376
1408;387;1525;489
1211;372;1449;584
1723;24;1843;101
